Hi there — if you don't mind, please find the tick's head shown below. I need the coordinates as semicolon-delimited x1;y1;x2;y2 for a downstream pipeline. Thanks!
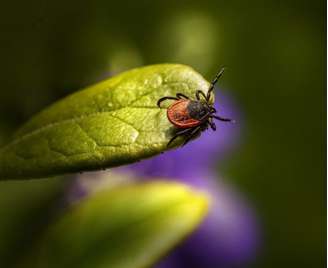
187;100;212;120
188;99;234;124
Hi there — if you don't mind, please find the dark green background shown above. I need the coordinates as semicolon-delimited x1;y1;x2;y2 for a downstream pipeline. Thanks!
0;0;325;267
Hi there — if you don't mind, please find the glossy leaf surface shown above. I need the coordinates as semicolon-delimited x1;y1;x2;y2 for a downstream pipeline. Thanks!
0;64;209;179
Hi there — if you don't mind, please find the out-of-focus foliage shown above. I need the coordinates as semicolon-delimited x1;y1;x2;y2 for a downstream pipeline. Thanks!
153;11;220;73
0;178;67;267
0;0;325;267
19;181;208;268
0;64;209;180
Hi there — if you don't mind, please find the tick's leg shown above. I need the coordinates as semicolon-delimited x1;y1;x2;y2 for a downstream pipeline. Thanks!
196;90;207;101
199;112;211;122
208;118;216;131
207;67;225;101
182;126;201;146
157;96;179;107
212;115;235;123
176;93;189;99
167;128;194;147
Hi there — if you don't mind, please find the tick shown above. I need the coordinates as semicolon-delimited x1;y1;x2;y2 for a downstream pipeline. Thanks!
157;67;234;147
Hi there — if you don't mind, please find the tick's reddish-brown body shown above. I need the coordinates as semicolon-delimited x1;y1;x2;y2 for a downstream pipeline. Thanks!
167;99;202;128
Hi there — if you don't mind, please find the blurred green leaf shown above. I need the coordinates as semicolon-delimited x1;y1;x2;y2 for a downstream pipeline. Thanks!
20;181;209;268
0;64;209;180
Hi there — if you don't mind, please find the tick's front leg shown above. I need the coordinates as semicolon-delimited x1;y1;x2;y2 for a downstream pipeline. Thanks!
157;96;179;107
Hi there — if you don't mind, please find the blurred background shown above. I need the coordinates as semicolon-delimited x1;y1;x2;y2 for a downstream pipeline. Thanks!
0;0;325;267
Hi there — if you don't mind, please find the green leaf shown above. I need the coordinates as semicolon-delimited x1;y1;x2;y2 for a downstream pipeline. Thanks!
0;64;210;180
19;181;209;268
